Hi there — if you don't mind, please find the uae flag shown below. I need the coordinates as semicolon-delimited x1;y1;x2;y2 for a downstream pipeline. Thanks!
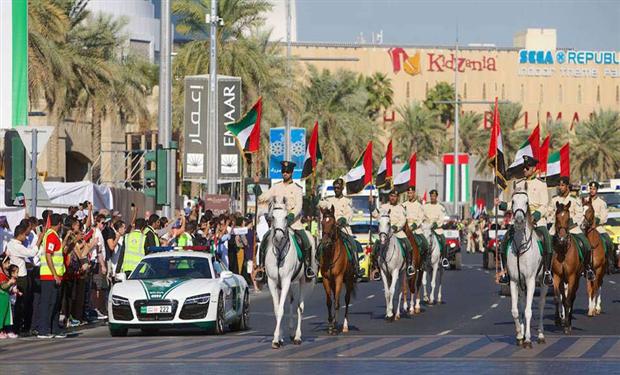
394;153;416;193
344;142;373;194
546;143;570;187
376;140;393;188
301;121;322;179
0;1;28;129
538;135;550;175
507;124;540;179
226;97;261;153
487;97;507;190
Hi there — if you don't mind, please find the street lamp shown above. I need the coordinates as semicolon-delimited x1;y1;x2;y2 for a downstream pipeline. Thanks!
206;0;224;195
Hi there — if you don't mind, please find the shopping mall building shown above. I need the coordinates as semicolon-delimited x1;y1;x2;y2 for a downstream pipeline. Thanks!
291;29;619;131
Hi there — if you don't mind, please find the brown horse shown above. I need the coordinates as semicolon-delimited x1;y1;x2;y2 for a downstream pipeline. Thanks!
552;202;583;334
398;222;424;318
582;197;607;317
319;206;356;335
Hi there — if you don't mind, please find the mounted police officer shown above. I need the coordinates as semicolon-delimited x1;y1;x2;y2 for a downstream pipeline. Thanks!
586;181;615;274
550;176;595;281
402;186;430;268
497;155;554;286
423;189;449;269
254;161;316;281
318;178;365;280
370;189;416;280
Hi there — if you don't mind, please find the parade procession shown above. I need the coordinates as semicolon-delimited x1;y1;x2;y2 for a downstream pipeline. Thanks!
1;0;620;374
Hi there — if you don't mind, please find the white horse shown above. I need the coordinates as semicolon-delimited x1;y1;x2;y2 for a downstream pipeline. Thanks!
422;223;444;305
265;197;314;348
507;187;548;348
377;211;406;321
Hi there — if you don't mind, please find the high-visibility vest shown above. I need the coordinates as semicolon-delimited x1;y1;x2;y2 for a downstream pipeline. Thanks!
40;229;65;278
177;232;193;247
143;226;160;247
122;230;145;273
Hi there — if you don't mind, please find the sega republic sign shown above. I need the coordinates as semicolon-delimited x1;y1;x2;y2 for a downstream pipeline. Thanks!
518;49;620;78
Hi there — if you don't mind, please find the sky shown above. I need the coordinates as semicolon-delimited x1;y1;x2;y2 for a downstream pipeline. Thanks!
295;0;620;50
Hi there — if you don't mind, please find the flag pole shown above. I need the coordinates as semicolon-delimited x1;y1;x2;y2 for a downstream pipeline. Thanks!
252;152;259;266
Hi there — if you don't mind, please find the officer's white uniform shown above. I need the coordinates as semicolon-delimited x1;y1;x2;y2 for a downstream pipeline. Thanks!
319;196;353;235
258;181;304;230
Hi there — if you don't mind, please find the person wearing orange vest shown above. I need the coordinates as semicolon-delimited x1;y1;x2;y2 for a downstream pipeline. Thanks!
36;214;66;339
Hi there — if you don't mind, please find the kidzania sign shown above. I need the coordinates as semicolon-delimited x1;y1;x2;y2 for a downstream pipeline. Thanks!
389;48;497;74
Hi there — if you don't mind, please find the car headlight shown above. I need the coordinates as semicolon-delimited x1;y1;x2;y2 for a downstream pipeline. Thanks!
450;243;456;248
185;293;211;305
111;295;130;306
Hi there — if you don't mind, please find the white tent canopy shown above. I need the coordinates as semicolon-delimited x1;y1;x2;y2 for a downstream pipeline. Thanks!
0;180;113;231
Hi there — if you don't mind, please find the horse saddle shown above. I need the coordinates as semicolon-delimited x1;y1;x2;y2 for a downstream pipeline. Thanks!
292;230;308;260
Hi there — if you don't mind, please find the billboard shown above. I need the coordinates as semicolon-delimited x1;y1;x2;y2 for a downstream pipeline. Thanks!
269;127;305;180
183;75;242;182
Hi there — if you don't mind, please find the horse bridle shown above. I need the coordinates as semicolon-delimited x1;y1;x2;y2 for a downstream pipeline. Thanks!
319;214;345;272
270;207;291;266
511;191;533;255
378;214;396;264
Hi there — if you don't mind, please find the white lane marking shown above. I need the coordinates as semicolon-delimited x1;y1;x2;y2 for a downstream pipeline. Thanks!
471;314;483;320
491;303;499;309
609;280;616;285
500;295;506;299
366;294;375;299
302;315;317;321
437;330;452;336
236;330;257;336
484;270;490;274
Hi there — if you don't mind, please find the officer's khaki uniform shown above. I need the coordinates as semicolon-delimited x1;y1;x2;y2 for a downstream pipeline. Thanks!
423;202;447;235
549;194;584;235
402;199;425;234
319;196;353;235
258;181;304;230
373;203;407;239
591;196;609;234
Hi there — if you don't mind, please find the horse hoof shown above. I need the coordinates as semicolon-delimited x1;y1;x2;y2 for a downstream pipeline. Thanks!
554;319;562;327
595;308;602;315
587;311;594;317
293;338;302;345
537;337;546;344
395;315;401;321
516;338;524;346
423;296;430;303
290;335;295;341
522;341;533;349
414;307;421;314
563;327;571;335
342;326;349;333
272;341;281;349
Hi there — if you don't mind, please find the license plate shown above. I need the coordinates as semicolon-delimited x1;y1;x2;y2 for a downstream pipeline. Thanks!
140;305;172;314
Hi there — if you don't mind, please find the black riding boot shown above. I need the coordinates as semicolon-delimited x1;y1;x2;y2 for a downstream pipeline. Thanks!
542;250;553;286
404;245;415;276
255;235;269;282
304;248;316;280
577;234;595;281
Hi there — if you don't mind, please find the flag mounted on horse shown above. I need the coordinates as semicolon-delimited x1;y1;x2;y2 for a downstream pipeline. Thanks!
538;135;550;175
487;97;507;190
394;152;416;193
226;97;262;154
301;121;322;179
344;141;373;194
376;140;393;188
507;124;540;179
546;143;570;187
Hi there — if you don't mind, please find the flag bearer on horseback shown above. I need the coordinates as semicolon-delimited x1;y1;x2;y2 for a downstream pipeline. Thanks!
423;190;450;269
318;178;365;280
587;181;616;274
549;176;595;281
402;186;429;268
254;161;316;281
370;189;416;279
497;155;554;286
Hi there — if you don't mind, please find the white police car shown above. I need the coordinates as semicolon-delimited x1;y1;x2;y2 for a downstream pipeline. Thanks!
108;251;249;336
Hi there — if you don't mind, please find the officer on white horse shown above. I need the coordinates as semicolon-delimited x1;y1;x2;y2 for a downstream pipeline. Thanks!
498;155;554;286
255;161;316;281
423;190;450;269
370;189;416;279
318;178;365;279
402;186;429;268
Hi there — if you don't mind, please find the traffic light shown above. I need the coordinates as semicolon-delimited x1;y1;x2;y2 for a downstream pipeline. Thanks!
144;145;168;205
3;130;26;206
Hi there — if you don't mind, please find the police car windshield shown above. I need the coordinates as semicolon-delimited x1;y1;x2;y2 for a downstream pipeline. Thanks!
129;256;213;280
351;197;371;215
598;192;620;209
351;223;378;234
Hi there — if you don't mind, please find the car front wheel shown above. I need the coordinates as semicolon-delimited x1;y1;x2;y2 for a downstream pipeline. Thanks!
232;290;249;331
212;294;225;335
109;326;128;337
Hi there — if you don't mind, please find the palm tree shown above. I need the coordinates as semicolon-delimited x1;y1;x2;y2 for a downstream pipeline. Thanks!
572;110;620;182
364;72;393;120
424;82;454;124
458;111;485;154
300;66;383;177
392;102;445;161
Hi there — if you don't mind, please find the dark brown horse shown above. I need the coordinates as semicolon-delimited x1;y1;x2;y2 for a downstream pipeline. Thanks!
582;197;607;317
319;206;356;335
398;222;424;317
552;202;583;334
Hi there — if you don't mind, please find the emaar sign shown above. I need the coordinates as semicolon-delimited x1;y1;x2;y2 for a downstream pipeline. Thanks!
519;50;620;65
